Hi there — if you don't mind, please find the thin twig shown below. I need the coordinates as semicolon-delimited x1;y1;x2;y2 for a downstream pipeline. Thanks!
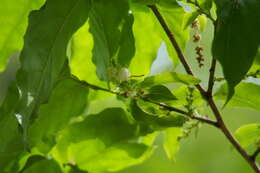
142;98;218;127
207;98;260;172
149;5;260;172
71;75;117;94
72;75;217;127
207;58;217;94
251;148;260;161
148;5;207;97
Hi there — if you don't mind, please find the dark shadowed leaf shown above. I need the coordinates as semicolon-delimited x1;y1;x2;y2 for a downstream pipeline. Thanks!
28;78;89;153
90;0;135;80
144;85;177;102
212;0;260;100
130;100;187;130
22;157;62;173
16;0;91;143
0;83;24;172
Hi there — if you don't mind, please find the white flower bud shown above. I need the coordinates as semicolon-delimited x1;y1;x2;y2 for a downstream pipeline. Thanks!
117;68;130;81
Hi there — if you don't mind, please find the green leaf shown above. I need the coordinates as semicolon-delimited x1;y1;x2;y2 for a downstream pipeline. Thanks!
130;100;187;130
139;72;201;88
22;157;62;173
132;0;158;5
182;13;207;32
28;78;89;153
69;23;99;84
90;0;135;80
182;11;200;30
54;108;154;172
163;127;182;161
212;0;260;100
16;0;91;141
0;0;45;72
69;22;113;101
215;82;260;111
69;143;153;173
197;0;213;11
235;124;260;148
156;2;190;65
171;86;203;108
0;83;24;172
68;165;87;173
129;6;161;76
144;85;177;102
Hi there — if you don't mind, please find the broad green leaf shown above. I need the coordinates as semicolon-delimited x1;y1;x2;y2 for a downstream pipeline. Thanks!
130;100;187;130
69;142;153;172
0;83;24;172
140;72;201;88
144;85;177;102
69;23;98;84
90;0;135;80
16;0;91;142
156;2;190;66
22;157;62;173
212;0;260;100
235;124;260;148
54;108;154;172
163;127;183;161
0;0;45;72
69;23;113;101
28;78;89;153
215;82;260;111
129;6;161;76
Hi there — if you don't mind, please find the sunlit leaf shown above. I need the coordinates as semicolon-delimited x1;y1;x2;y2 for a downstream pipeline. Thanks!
0;0;45;72
129;5;162;76
163;127;182;161
54;108;154;172
140;72;201;88
235;124;260;148
215;82;260;111
156;2;190;66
